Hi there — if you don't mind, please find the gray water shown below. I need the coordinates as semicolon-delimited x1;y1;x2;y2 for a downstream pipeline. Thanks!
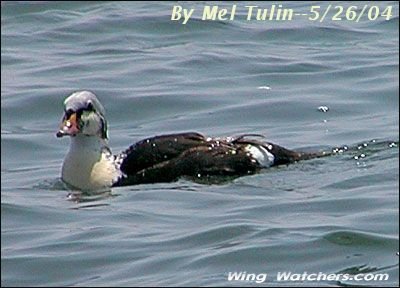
1;1;399;286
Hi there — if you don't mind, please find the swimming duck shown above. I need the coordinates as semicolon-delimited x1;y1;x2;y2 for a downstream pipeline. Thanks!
57;91;322;191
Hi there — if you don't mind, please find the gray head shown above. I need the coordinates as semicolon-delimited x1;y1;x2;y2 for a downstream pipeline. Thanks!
56;91;108;139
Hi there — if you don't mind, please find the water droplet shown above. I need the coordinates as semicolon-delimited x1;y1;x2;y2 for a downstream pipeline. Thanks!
318;106;329;113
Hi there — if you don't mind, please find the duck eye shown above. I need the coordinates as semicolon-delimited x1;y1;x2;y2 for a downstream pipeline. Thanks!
65;109;74;117
86;102;94;111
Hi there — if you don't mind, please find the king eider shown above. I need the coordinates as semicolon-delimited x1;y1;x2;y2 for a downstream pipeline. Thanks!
57;91;326;191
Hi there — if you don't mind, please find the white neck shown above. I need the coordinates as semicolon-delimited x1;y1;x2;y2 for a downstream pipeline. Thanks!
61;135;120;191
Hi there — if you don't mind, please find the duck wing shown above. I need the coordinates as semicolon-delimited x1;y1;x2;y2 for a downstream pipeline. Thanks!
114;133;329;186
118;132;207;176
115;139;261;186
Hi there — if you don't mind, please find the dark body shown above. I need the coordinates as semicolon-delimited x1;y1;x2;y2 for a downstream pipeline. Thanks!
114;132;324;186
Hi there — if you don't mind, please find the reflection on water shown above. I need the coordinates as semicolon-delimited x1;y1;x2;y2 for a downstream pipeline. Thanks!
67;190;114;206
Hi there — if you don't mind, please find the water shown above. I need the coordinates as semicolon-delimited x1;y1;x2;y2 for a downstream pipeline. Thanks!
1;1;399;286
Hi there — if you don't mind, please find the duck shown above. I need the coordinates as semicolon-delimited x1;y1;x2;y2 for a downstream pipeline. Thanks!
56;90;326;191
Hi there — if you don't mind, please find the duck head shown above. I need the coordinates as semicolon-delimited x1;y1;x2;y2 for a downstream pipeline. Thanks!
56;91;108;139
